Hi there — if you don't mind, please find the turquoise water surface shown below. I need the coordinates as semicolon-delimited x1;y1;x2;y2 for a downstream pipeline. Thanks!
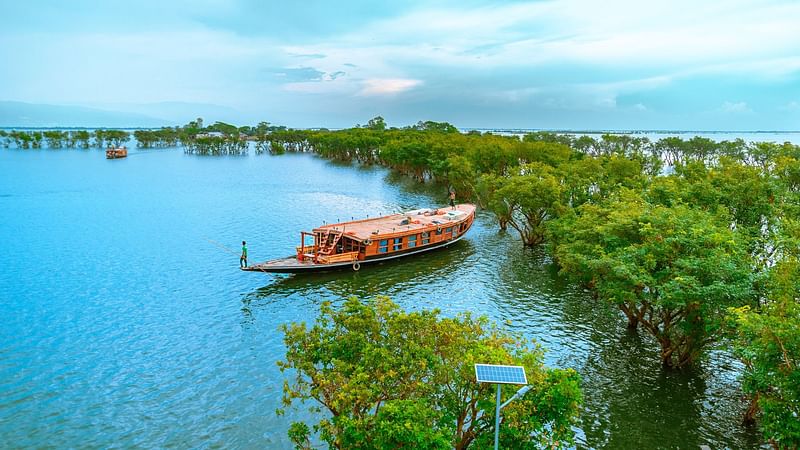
0;146;760;448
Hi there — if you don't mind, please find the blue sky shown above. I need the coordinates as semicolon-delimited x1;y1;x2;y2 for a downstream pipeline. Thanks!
2;0;800;129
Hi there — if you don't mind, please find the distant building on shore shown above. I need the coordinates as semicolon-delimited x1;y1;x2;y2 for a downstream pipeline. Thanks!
196;131;224;138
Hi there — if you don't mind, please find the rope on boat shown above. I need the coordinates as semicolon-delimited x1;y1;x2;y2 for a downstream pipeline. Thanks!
203;237;239;256
125;148;178;156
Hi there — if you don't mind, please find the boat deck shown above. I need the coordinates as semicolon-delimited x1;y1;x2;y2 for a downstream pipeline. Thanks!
242;256;323;272
316;204;475;241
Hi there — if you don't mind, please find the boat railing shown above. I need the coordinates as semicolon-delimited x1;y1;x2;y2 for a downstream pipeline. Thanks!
296;245;316;262
296;245;315;254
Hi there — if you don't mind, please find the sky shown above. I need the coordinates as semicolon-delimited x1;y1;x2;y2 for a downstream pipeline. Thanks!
1;0;800;130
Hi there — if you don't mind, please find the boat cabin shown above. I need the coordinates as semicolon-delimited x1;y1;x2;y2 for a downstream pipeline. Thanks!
297;205;474;264
243;204;475;273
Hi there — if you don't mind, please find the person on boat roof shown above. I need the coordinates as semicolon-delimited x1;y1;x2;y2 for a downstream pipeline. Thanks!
240;241;248;268
449;189;456;210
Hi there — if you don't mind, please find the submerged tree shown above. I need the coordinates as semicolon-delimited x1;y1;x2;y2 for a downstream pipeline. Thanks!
483;163;562;246
278;296;582;449
72;130;91;149
730;265;800;448
550;193;755;368
729;219;800;448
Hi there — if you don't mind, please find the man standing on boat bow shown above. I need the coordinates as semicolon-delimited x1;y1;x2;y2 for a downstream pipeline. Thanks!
449;189;456;209
240;241;248;268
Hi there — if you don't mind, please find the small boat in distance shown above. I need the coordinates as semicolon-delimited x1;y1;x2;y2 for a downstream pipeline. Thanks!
243;204;476;273
106;147;128;159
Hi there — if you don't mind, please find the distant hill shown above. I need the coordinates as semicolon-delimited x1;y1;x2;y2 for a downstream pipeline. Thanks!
0;101;174;128
98;101;242;125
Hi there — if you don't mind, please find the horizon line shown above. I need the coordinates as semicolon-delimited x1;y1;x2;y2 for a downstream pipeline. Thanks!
1;126;799;134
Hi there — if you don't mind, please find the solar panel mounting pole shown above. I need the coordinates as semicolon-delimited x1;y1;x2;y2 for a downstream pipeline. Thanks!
474;364;528;450
494;384;501;450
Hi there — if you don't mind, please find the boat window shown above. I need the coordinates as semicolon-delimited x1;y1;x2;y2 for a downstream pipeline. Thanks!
379;239;388;253
446;227;452;234
408;234;417;248
393;237;402;251
453;227;459;237
421;231;430;245
436;228;443;235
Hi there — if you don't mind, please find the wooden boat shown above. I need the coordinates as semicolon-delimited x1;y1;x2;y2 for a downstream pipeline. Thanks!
106;147;128;159
243;204;476;273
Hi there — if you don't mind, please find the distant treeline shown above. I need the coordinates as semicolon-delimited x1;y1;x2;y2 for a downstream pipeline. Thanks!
0;119;290;155
0;129;131;149
133;119;289;155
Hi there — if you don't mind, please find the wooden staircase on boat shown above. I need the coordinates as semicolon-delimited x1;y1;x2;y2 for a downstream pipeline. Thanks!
318;229;343;256
315;229;359;264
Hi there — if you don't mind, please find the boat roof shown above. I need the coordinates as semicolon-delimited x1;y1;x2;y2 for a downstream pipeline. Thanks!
313;204;475;241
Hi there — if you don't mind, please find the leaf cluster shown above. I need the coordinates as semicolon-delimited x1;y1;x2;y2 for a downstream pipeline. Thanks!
278;296;581;449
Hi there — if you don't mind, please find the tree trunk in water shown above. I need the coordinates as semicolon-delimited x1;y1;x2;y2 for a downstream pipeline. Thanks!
658;338;694;369
742;392;759;426
619;305;639;329
521;229;545;247
659;337;674;368
498;218;508;231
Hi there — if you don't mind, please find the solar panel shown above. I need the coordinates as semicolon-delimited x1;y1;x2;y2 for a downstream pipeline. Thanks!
474;364;527;385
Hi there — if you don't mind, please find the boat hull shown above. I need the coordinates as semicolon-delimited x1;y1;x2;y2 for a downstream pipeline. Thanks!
243;232;468;274
106;148;128;159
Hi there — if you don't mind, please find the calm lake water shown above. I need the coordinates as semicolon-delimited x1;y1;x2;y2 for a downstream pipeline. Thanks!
0;145;762;448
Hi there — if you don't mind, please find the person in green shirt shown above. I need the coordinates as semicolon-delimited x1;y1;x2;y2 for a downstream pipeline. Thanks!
240;241;248;268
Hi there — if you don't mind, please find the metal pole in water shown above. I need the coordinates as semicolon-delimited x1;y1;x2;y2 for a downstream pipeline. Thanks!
495;384;501;450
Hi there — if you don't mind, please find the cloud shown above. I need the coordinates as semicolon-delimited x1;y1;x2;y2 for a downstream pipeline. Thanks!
719;101;753;114
271;67;326;82
288;52;326;59
780;101;800;112
282;0;800;90
3;0;800;129
358;78;422;96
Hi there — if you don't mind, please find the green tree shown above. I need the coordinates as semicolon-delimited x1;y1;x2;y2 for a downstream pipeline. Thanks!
410;120;459;133
551;193;755;368
485;163;563;246
730;257;800;449
71;130;91;149
366;116;387;131
207;121;239;136
43;130;66;148
279;296;582;449
105;129;130;148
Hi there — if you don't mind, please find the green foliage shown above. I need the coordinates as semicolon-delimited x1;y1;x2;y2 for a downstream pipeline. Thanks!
409;120;459;133
72;130;91;148
43;130;67;148
550;193;756;368
206;121;239;136
366;116;387;131
730;258;800;448
486;163;562;246
278;296;582;449
134;128;180;148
